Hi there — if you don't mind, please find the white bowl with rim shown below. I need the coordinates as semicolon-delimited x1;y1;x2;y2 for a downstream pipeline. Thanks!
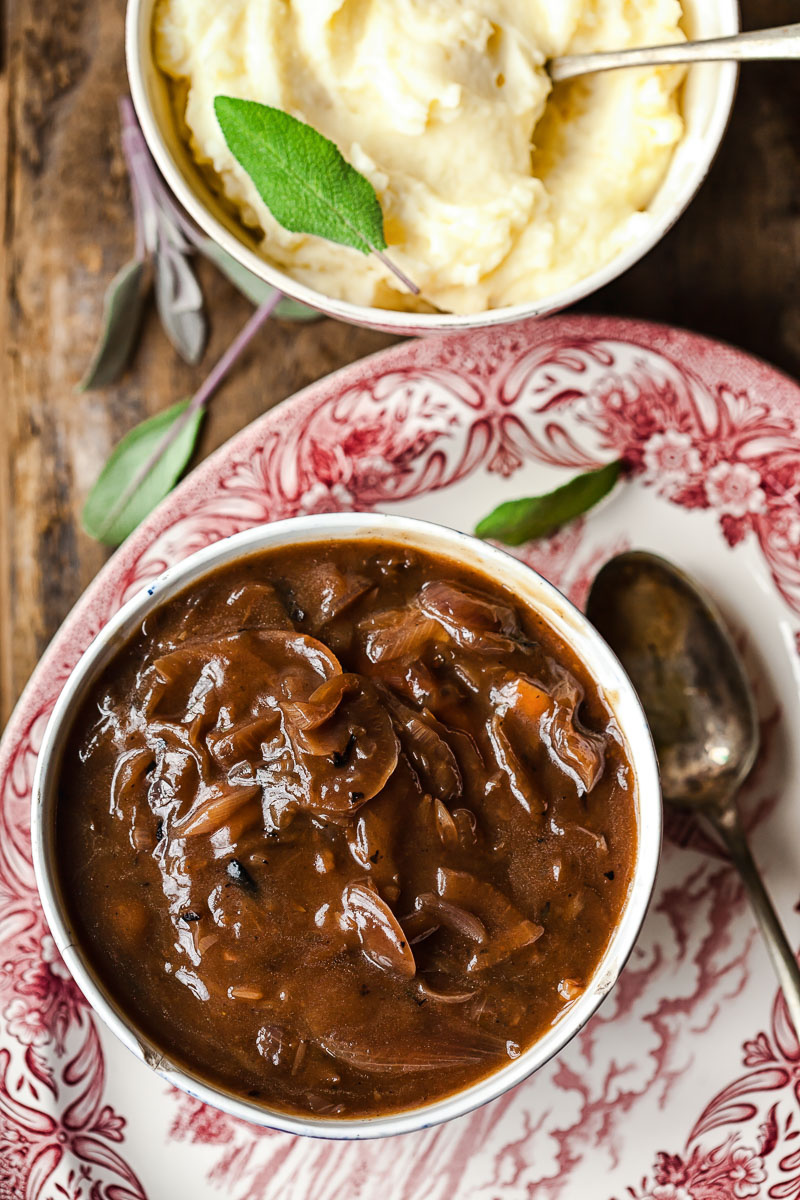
31;512;662;1140
125;0;740;336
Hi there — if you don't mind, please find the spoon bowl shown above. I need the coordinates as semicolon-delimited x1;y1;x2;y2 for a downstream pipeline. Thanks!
586;551;758;813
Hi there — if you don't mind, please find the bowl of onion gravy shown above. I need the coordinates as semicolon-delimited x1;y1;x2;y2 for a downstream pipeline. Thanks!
32;513;660;1138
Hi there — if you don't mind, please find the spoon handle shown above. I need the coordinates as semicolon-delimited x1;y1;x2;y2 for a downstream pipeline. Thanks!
709;803;800;1037
550;23;800;83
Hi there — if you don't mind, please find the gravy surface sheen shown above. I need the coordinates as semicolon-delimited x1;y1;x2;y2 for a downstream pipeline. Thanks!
58;540;637;1117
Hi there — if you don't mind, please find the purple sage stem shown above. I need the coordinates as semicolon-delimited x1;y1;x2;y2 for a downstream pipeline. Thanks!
372;249;420;296
97;292;282;540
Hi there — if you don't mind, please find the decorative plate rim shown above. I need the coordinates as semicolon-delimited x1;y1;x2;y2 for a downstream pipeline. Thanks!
4;311;800;1200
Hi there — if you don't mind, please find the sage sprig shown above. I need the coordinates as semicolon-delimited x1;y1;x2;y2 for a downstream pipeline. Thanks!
83;293;280;545
214;98;419;295
83;399;206;545
81;100;318;392
475;461;623;546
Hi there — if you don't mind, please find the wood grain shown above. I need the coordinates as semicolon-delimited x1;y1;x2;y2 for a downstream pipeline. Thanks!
1;0;799;726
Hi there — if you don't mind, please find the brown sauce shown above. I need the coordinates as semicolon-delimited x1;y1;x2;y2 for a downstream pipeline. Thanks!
57;539;637;1117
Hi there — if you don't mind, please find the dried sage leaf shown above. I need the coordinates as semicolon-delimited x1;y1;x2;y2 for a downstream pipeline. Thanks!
154;247;207;364
80;259;151;391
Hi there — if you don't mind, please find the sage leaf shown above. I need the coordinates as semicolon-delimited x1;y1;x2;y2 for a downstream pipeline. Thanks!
197;238;320;321
214;97;386;255
80;259;151;391
154;246;207;364
475;461;622;547
274;295;324;321
83;399;205;546
195;238;271;304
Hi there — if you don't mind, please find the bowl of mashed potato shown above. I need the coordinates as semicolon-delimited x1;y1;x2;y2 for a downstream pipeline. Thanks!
126;0;739;334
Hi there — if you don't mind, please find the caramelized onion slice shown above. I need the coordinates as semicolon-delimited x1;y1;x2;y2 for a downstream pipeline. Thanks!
416;978;477;1005
342;882;415;978
546;712;605;795
298;681;400;812
265;632;343;693
221;582;296;632
413;893;487;943
417;581;521;654
384;661;442;709
346;798;399;884
467;921;544;973
298;563;374;631
487;715;546;817
288;675;362;753
437;868;524;921
494;673;606;795
171;581;296;639
206;713;280;769
400;908;440;945
257;1024;304;1069
214;801;261;848
142;721;207;808
452;807;478;847
360;609;442;664
432;797;459;847
436;868;544;973
148;631;342;723
545;668;606;793
382;692;462;801
110;748;157;816
174;783;261;838
319;1028;506;1074
147;648;222;721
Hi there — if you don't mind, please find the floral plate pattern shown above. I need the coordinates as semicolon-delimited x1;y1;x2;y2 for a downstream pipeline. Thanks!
3;315;800;1200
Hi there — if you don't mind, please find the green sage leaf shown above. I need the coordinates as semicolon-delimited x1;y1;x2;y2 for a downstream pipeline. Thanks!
214;97;387;255
83;399;206;546
80;259;151;391
475;461;622;547
274;295;324;321
197;238;321;321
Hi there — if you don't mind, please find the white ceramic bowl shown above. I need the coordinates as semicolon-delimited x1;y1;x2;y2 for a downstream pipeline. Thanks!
126;0;739;335
32;513;662;1139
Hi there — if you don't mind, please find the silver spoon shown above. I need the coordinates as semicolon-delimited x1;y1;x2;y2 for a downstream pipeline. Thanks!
550;23;800;83
586;550;800;1034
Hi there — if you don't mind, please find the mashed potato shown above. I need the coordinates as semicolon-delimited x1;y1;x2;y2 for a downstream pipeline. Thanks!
155;0;685;314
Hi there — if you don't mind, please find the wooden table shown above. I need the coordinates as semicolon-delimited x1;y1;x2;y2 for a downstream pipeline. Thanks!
2;0;799;727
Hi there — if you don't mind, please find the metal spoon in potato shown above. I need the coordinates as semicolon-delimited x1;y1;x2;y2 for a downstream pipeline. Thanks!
550;23;800;83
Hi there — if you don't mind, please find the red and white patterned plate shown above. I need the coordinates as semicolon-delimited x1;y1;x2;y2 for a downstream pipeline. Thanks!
3;315;800;1200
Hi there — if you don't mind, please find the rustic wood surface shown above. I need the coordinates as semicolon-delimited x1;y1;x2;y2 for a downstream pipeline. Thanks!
1;0;799;727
